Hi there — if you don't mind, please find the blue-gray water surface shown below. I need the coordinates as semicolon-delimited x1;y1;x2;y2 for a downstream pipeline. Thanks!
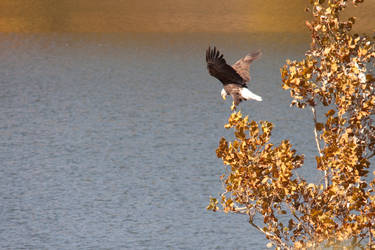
0;32;322;249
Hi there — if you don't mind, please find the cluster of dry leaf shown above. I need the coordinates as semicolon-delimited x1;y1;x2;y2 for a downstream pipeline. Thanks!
208;0;375;248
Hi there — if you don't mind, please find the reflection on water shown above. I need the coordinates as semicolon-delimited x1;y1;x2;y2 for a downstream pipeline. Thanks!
0;32;326;249
0;0;373;33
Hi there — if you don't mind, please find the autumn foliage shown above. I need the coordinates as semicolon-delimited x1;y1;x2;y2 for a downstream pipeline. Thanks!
207;0;375;249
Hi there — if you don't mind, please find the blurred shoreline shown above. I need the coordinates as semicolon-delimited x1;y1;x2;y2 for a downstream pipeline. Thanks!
0;0;373;34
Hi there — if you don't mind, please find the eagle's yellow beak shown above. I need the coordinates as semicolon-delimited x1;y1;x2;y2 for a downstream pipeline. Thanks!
222;95;226;100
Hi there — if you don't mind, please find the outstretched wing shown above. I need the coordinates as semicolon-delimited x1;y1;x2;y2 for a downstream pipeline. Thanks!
206;46;245;86
232;50;262;83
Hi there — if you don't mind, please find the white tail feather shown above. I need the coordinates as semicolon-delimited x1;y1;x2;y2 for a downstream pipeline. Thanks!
240;87;262;101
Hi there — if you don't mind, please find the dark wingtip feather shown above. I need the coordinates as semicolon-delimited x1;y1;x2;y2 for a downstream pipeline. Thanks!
206;45;215;63
206;46;212;63
206;45;227;65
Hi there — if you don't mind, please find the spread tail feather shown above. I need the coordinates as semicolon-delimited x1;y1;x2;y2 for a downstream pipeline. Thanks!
240;87;262;101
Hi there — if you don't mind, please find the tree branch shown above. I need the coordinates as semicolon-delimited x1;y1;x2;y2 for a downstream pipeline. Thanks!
248;218;291;250
311;106;329;187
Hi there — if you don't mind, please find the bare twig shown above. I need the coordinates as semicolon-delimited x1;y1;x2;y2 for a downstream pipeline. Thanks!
248;218;291;250
366;151;375;160
311;106;329;187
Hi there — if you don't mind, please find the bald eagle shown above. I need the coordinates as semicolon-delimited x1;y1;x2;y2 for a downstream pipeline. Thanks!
206;46;262;109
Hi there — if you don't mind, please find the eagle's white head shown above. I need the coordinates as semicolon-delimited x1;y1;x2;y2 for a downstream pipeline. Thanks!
221;88;228;100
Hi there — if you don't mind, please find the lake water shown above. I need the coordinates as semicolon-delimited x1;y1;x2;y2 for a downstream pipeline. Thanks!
0;32;324;249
